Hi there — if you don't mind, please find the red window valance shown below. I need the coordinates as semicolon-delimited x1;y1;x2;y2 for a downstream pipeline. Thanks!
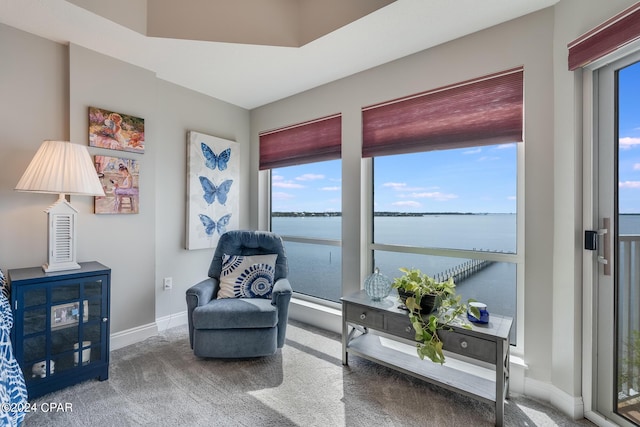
259;114;342;170
362;67;524;158
568;2;640;70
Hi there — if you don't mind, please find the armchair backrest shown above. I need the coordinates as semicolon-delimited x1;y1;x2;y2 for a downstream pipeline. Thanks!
208;230;288;281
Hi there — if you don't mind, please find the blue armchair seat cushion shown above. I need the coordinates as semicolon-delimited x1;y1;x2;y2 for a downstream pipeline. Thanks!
192;298;277;330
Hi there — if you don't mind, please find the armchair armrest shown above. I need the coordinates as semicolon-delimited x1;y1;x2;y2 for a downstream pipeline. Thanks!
186;278;218;308
271;278;292;348
271;277;292;301
185;277;219;348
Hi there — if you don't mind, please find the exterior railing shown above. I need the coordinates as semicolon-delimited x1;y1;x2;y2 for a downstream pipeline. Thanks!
618;234;640;399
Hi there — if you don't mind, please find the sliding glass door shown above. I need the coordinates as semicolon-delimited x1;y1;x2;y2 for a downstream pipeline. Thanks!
595;51;640;427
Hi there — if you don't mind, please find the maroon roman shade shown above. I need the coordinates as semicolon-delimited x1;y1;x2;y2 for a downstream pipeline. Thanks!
568;2;640;70
362;67;524;158
259;114;342;170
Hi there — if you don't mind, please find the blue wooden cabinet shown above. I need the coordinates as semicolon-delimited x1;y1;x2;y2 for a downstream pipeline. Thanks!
8;262;110;400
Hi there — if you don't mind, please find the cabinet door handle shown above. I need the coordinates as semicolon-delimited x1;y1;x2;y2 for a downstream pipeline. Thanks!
102;317;108;322
360;313;366;320
460;340;468;349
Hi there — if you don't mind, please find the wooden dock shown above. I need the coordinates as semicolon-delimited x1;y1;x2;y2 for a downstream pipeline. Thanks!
434;258;495;283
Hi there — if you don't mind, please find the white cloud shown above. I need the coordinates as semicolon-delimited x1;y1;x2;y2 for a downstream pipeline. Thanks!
384;182;433;192
296;173;324;181
620;137;640;149
478;156;500;162
272;192;294;200
383;182;407;189
392;200;422;208
619;181;640;189
409;191;458;201
495;143;516;149
507;196;517;200
320;186;340;191
272;180;304;189
463;148;481;155
633;163;640;170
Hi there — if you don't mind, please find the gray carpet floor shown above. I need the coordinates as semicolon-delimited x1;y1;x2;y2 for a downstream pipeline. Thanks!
23;321;595;426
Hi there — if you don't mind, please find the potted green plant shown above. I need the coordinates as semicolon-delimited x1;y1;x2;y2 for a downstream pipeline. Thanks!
391;267;480;364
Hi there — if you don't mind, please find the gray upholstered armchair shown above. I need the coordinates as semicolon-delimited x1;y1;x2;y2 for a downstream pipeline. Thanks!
186;230;292;358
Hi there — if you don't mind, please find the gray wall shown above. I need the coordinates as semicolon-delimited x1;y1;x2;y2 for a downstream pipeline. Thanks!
0;24;250;335
0;25;69;267
153;79;250;320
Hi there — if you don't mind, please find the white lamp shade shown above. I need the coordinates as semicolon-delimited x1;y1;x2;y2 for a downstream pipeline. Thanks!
15;140;105;196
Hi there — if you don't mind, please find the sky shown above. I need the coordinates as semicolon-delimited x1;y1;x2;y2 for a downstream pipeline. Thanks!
618;60;640;214
272;60;640;215
272;142;517;214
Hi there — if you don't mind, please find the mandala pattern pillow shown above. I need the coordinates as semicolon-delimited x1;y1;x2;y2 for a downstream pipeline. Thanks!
217;254;277;299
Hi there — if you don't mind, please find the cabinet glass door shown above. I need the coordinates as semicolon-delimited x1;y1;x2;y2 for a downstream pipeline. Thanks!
22;286;48;380
21;276;106;382
50;282;82;376
82;279;105;367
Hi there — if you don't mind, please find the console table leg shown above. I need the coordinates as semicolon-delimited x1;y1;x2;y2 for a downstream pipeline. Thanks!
342;307;349;365
495;338;506;426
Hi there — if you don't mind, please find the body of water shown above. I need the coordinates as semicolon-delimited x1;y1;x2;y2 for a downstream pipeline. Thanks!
273;214;516;302
273;214;640;345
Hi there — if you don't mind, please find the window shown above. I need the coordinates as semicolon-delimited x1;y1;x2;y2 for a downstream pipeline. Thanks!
371;146;519;343
363;68;523;344
270;160;342;302
260;114;342;303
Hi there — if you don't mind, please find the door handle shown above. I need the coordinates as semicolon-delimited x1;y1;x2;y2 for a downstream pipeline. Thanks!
585;218;611;276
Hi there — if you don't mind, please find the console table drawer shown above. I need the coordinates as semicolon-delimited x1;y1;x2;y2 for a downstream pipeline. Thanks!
386;314;416;340
345;304;384;329
439;330;496;364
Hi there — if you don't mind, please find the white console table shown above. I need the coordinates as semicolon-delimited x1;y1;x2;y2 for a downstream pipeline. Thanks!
342;290;512;426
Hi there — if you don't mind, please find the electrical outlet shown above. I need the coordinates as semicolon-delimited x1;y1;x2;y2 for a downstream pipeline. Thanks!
163;277;173;290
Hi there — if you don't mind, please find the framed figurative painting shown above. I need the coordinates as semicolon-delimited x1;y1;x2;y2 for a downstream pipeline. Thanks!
186;131;239;250
89;106;145;153
94;156;140;214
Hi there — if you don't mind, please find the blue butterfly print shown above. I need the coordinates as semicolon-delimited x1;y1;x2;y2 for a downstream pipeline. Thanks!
199;213;232;236
201;143;231;171
199;176;233;205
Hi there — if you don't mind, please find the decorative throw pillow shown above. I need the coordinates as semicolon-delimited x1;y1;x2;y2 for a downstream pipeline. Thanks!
217;254;278;299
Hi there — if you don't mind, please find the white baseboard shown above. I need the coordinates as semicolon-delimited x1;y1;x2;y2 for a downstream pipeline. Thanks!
509;355;527;395
156;310;188;332
524;377;585;420
110;322;158;351
109;311;189;351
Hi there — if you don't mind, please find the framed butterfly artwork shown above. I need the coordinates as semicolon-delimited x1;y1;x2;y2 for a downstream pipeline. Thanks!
186;131;239;250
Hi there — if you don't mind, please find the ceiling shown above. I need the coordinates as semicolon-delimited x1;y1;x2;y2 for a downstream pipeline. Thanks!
0;0;558;109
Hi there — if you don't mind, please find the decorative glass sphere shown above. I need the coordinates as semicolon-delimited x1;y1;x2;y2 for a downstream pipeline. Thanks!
364;267;392;301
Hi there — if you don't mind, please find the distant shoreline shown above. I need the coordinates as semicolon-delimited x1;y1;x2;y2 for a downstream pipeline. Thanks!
271;212;516;217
